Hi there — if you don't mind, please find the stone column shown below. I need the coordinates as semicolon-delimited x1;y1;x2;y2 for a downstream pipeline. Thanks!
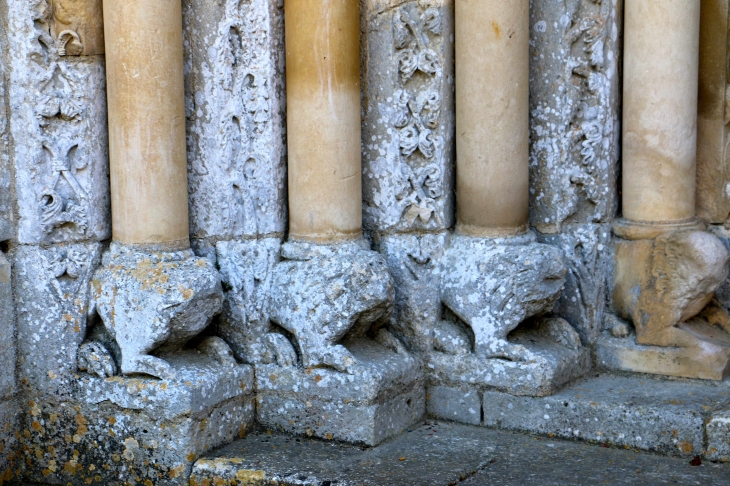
104;0;190;250
455;0;529;237
620;0;701;233
285;0;362;242
438;0;586;400
606;0;730;381
261;0;423;445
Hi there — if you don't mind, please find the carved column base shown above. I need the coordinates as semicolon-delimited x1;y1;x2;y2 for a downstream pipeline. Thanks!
88;242;225;379
603;222;730;380
23;351;255;486
432;233;590;399
259;239;424;445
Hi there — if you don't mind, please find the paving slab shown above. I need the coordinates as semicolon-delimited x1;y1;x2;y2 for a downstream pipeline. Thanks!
482;373;730;458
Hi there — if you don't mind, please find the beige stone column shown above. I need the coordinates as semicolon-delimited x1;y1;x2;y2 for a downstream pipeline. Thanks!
103;0;190;249
455;0;529;237
621;0;701;233
285;0;362;242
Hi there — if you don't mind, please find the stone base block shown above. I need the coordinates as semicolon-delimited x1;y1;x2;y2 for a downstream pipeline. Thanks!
481;373;730;459
256;338;425;446
597;329;730;381
20;353;255;486
427;386;481;425
0;398;20;485
428;327;591;399
708;410;730;462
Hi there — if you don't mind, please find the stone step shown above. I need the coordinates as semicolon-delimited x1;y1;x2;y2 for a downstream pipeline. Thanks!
189;422;730;486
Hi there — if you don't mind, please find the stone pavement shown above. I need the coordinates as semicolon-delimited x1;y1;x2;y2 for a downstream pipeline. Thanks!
187;421;730;486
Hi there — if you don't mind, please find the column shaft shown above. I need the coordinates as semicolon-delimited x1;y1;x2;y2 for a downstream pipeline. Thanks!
103;0;190;249
285;0;362;242
622;0;701;224
455;0;530;237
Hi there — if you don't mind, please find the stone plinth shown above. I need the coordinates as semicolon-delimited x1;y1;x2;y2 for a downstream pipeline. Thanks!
256;338;425;446
21;353;255;486
479;373;730;460
597;326;730;381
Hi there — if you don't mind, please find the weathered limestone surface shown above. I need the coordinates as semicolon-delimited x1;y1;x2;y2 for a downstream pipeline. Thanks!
0;254;19;484
481;374;730;459
707;409;730;462
697;0;730;223
361;0;454;234
529;0;621;234
540;224;612;345
0;19;12;244
184;0;286;241
7;0;110;245
13;243;102;401
21;355;255;486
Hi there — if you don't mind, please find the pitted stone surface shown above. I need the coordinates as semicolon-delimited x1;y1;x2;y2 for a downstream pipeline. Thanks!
256;338;425;446
540;224;613;346
529;0;621;233
375;232;446;354
707;409;730;462
481;373;730;458
0;399;20;485
8;0;110;245
0;255;15;401
269;240;395;373
184;0;287;240
191;421;495;486
13;242;102;401
215;237;287;364
89;243;224;380
441;234;568;361
361;0;455;234
20;361;255;486
427;385;481;425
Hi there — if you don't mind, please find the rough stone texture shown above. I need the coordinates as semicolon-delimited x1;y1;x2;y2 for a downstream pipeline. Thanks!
269;240;395;372
0;254;19;485
89;243;224;379
20;356;255;486
707;408;730;462
0;12;12;244
373;232;446;354
426;385;481;425
13;242;102;401
482;373;730;459
441;234;568;361
256;338;425;446
191;421;495;486
529;0;621;234
361;0;455;234
540;224;612;345
215;237;285;365
7;0;110;245
610;231;730;380
184;0;287;241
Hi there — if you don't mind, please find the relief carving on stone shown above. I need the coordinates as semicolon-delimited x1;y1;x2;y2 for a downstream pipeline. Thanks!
9;0;109;244
187;0;286;240
362;0;454;233
530;0;620;233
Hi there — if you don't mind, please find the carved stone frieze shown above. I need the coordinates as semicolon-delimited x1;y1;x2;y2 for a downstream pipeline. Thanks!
529;0;621;233
697;0;730;223
13;242;102;400
49;0;105;56
361;0;454;233
185;0;287;240
8;0;109;245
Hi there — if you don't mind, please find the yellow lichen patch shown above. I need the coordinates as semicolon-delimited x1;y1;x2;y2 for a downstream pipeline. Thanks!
679;441;694;454
187;452;196;462
237;469;266;482
169;464;186;478
325;433;333;440
108;416;117;425
31;421;42;432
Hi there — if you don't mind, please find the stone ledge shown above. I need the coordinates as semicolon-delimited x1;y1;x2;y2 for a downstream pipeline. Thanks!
479;373;730;459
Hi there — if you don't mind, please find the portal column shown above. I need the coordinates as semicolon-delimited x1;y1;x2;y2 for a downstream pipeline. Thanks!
607;0;730;381
286;0;362;242
104;0;190;250
455;0;529;237
439;0;587;397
